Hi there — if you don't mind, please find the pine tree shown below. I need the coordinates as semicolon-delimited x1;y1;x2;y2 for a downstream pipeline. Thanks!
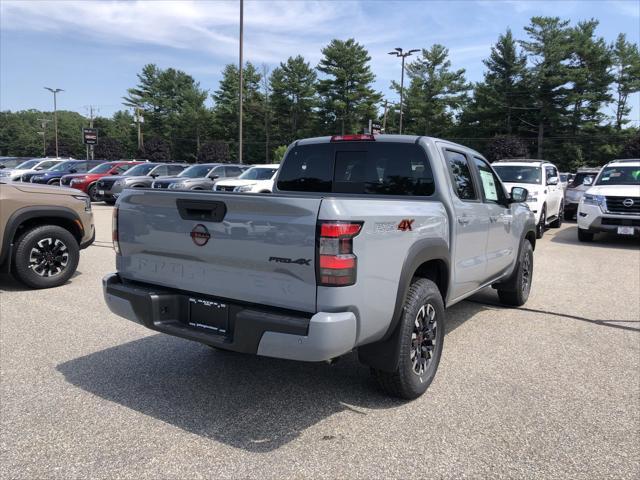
520;17;573;159
399;44;470;137
270;55;317;145
211;63;264;163
611;33;640;130
317;39;381;135
463;30;528;136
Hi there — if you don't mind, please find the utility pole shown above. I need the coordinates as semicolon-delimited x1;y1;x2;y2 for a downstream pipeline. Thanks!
388;48;418;134
382;100;389;133
38;118;51;156
134;107;144;152
238;0;244;164
86;105;96;160
44;87;64;157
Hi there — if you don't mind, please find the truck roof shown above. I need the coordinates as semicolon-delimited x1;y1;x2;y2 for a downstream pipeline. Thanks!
293;134;486;158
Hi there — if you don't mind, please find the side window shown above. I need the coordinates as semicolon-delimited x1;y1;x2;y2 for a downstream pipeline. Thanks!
473;157;504;203
153;165;169;176
116;164;133;174
225;166;242;177
75;162;88;172
211;166;225;177
545;166;557;184
445;150;476;201
168;165;184;175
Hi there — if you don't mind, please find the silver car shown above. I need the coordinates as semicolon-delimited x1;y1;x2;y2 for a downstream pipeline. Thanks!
152;163;247;190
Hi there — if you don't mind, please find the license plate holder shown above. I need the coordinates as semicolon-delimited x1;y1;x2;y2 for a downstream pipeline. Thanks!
187;297;228;334
617;226;635;235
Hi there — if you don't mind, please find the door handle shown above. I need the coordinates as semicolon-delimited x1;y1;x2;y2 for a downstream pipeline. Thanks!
489;215;498;223
457;216;470;225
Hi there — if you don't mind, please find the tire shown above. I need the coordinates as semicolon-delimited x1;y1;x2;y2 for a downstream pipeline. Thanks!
48;179;60;186
536;206;546;239
371;278;445;400
259;190;271;193
12;225;80;289
578;228;594;242
497;240;534;307
87;183;98;202
550;202;563;228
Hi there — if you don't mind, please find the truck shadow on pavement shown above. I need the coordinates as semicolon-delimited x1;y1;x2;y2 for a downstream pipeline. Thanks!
56;300;485;453
550;225;640;250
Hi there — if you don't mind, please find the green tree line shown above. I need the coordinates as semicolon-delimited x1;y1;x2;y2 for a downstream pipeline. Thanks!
1;16;638;170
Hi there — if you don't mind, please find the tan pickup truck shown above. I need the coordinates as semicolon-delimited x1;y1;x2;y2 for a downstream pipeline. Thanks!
0;181;94;288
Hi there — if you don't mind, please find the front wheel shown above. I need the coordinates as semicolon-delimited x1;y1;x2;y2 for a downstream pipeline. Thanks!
48;179;60;186
578;228;594;242
497;240;534;307
12;225;80;289
550;202;563;228
371;278;445;400
536;206;546;239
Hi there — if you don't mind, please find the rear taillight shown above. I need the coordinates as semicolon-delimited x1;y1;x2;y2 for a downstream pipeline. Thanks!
330;134;375;142
112;206;120;254
317;221;362;286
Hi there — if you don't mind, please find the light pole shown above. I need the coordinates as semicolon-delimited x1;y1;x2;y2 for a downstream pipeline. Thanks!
44;87;63;157
388;48;418;134
238;0;244;164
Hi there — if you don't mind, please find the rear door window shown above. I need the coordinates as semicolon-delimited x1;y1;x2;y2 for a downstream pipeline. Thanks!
152;165;169;176
445;150;477;201
473;157;505;203
277;142;434;196
225;166;243;177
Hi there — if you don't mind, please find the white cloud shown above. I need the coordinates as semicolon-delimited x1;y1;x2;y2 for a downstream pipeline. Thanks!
0;0;349;62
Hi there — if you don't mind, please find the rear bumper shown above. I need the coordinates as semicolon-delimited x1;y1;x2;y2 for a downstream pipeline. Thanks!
102;273;357;362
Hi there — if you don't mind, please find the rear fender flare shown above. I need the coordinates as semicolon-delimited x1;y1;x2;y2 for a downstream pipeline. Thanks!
358;237;450;372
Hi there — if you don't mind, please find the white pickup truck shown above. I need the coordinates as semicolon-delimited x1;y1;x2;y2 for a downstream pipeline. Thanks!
104;134;536;399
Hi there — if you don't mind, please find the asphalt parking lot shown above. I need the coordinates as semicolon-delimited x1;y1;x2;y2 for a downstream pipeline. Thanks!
1;204;639;479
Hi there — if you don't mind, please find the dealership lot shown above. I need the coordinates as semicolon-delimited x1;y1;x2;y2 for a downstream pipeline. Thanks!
1;205;638;479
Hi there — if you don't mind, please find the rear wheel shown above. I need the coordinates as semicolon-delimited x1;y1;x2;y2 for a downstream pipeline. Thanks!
48;179;60;186
578;228;594;242
12;225;79;289
371;278;444;400
497;240;534;307
536;206;546;239
550;202;563;228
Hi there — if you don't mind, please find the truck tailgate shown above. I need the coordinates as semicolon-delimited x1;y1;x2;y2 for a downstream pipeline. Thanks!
116;190;321;313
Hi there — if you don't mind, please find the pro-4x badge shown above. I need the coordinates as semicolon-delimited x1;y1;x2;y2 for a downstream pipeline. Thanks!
398;219;415;231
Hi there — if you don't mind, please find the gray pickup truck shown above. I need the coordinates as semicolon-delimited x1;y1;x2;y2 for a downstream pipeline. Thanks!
104;135;536;399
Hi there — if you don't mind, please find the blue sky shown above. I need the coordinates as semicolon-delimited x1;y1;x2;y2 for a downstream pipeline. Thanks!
1;0;639;124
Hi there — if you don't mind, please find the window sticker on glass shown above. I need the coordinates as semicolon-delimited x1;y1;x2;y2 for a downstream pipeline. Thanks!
479;170;498;201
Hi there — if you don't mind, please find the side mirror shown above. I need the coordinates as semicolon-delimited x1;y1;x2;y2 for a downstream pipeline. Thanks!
547;176;559;186
150;173;158;178
510;186;528;203
35;167;43;171
208;174;219;180
111;171;119;175
583;177;593;186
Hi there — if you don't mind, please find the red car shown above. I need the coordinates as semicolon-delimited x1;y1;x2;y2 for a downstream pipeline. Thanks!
60;161;142;201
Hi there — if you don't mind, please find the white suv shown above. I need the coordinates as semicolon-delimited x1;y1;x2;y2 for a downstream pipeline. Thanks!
492;159;564;238
577;159;640;242
213;164;280;193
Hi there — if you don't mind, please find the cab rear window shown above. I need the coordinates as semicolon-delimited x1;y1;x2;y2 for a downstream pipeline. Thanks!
277;142;435;196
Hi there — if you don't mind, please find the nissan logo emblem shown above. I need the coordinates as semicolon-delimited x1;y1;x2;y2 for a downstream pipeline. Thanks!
190;224;211;246
623;198;634;208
